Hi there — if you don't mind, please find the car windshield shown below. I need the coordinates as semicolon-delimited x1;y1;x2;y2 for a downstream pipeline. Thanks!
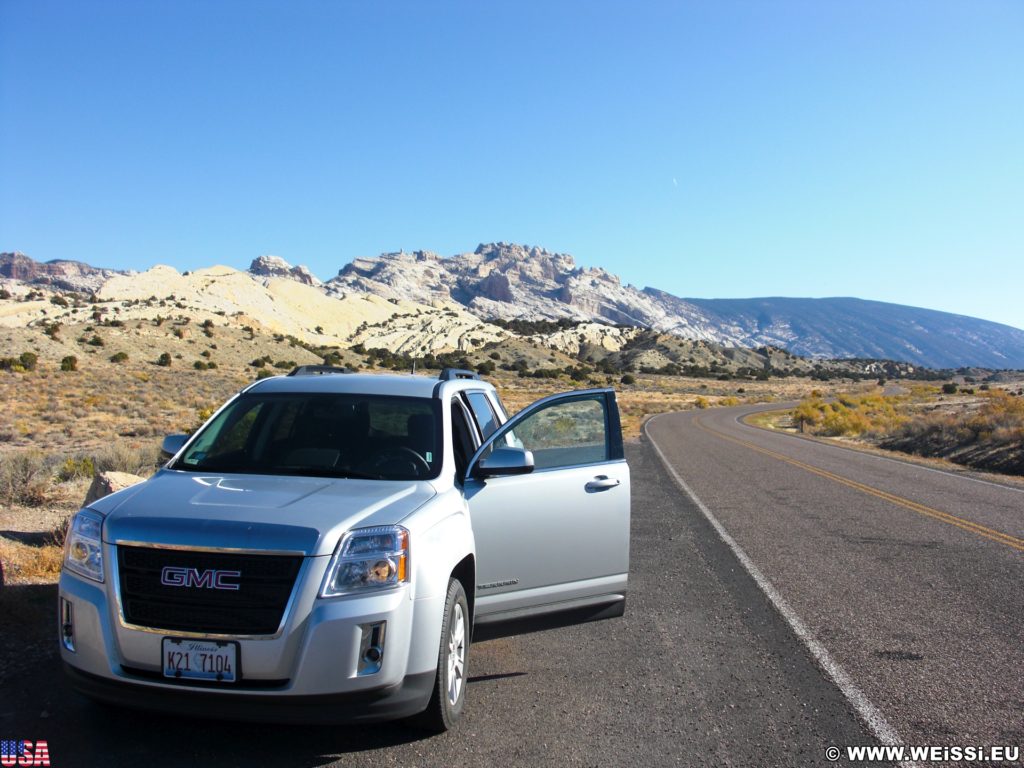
174;393;442;480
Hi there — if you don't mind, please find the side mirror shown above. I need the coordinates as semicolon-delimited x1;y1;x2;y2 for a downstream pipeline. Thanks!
474;447;535;478
161;434;188;461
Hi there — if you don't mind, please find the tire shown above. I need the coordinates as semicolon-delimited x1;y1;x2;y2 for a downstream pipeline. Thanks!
413;577;469;732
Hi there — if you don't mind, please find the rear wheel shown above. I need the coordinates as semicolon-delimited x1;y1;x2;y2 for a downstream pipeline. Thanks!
414;578;469;732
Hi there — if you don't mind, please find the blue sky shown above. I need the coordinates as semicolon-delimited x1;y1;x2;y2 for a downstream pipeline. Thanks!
2;1;1022;329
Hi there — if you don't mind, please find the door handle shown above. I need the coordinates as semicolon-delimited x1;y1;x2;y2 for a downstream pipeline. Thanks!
585;475;620;492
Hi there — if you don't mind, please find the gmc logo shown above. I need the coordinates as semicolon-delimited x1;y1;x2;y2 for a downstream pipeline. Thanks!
160;566;241;591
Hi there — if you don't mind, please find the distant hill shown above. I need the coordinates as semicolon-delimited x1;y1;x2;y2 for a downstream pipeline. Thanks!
328;243;1024;369
0;251;124;293
682;297;1024;370
3;245;1023;369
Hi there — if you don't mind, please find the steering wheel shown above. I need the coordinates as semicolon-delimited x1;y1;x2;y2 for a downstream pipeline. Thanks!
369;447;431;476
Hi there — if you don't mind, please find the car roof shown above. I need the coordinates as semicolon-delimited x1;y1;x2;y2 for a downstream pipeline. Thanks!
245;371;495;400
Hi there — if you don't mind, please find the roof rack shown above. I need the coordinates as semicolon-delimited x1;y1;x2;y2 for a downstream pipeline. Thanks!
287;365;354;377
438;368;480;381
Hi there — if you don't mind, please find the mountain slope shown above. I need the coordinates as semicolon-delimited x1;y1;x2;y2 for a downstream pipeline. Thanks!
328;243;1024;369
684;297;1024;370
4;247;1022;369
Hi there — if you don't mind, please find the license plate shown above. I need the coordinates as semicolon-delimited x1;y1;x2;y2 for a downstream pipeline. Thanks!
162;638;238;683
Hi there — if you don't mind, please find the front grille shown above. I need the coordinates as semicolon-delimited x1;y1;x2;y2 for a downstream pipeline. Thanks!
117;546;303;635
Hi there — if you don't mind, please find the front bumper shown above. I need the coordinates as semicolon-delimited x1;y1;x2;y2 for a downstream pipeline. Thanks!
63;663;434;724
58;555;445;722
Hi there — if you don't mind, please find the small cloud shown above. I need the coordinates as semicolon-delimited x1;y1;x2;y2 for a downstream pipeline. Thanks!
672;177;678;187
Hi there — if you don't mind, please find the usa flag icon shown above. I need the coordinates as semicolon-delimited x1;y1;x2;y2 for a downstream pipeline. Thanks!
0;741;24;759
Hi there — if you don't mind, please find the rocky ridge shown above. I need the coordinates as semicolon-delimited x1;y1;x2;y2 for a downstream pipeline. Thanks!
248;255;321;286
328;243;1024;369
328;243;727;340
0;251;127;293
3;247;1023;369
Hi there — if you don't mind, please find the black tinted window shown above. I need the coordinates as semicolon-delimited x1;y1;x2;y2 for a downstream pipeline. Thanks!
176;393;441;480
465;391;500;439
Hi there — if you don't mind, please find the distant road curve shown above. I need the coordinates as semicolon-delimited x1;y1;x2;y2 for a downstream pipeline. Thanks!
645;404;1024;749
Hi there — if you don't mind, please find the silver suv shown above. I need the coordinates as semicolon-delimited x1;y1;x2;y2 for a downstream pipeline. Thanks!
58;367;631;730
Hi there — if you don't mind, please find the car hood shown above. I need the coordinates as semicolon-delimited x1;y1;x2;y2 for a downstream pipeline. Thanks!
95;470;436;556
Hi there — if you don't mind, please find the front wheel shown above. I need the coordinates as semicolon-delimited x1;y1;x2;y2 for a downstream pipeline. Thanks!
414;578;469;732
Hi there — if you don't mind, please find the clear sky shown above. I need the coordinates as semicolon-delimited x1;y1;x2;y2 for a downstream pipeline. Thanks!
2;1;1022;329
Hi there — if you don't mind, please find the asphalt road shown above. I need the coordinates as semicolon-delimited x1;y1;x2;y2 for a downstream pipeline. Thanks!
646;404;1024;754
1;437;881;768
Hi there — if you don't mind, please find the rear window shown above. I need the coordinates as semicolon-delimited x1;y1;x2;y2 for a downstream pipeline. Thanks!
175;393;441;480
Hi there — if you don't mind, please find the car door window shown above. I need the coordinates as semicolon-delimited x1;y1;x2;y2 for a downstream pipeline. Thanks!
465;391;500;439
480;394;608;470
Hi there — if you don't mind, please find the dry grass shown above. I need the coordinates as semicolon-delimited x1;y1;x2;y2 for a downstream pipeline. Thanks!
0;537;64;584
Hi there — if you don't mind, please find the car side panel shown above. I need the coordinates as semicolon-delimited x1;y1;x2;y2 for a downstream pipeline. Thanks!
467;458;630;617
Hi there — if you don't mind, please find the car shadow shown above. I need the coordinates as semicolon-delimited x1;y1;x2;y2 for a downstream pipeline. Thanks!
0;530;56;546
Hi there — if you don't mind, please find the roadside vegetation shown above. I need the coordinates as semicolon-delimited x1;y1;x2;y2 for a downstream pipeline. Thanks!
785;385;1024;476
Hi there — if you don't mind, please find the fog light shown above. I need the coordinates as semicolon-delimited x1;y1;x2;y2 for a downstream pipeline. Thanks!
357;621;386;676
60;597;75;652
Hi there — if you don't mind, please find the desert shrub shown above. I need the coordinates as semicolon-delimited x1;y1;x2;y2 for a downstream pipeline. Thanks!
110;351;129;363
256;369;275;380
60;355;78;372
49;515;71;548
194;361;208;370
19;352;38;371
694;396;709;409
57;455;95;482
792;394;905;437
620;374;636;385
0;450;57;505
92;441;162;476
157;352;172;367
87;335;105;346
942;383;958;395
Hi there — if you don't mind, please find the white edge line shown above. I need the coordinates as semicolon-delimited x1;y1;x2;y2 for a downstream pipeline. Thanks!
645;413;918;768
734;407;1024;495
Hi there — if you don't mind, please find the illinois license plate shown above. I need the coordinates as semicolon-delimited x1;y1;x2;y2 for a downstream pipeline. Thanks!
162;638;238;682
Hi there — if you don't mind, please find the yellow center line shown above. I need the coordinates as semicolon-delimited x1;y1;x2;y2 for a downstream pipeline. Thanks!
692;416;1024;553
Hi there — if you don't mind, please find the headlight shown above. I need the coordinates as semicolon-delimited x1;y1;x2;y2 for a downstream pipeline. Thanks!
63;509;104;583
320;525;409;598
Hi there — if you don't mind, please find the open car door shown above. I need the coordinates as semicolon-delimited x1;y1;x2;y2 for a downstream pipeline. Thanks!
465;389;630;640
